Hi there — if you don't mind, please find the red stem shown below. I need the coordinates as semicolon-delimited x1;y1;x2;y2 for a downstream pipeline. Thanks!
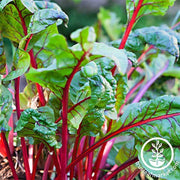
15;77;31;180
127;45;153;79
92;120;113;179
105;157;139;180
61;50;91;179
1;132;18;180
119;0;144;49
127;169;141;180
42;154;52;180
32;143;44;180
70;124;82;180
85;137;95;180
66;112;180;172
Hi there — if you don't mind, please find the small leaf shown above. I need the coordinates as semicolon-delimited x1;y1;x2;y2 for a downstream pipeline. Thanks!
3;49;30;81
70;26;96;45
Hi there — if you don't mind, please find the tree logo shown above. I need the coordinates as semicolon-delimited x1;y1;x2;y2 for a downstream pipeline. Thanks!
140;137;174;171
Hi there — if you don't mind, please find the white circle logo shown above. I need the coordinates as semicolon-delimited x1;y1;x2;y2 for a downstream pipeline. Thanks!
141;137;174;171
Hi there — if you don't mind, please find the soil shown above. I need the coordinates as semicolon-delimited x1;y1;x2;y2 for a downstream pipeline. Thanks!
0;146;42;180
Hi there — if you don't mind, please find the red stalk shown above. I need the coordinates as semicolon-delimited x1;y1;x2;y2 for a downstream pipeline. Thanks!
92;120;113;179
85;137;95;180
119;0;144;49
15;77;31;180
61;50;91;179
70;124;82;180
127;45;153;79
66;112;180;171
1;132;18;180
42;154;52;180
127;169;141;180
105;157;139;180
32;143;44;180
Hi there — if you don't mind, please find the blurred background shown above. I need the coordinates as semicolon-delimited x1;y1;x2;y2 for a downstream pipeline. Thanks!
53;0;180;42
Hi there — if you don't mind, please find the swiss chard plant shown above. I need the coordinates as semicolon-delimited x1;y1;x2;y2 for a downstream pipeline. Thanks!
0;0;180;179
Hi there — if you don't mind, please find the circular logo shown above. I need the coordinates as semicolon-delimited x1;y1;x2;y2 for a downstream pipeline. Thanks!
140;137;174;171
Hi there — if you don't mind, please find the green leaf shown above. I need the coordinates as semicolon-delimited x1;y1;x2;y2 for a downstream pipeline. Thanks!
28;8;68;34
116;95;180;146
0;84;12;132
97;7;122;40
126;26;179;57
0;0;33;43
80;74;117;136
0;35;6;75
20;0;37;13
0;0;13;11
115;136;137;165
126;0;176;22
34;0;68;26
163;67;180;78
20;24;59;68
15;107;61;148
92;42;128;75
71;26;96;44
19;82;37;109
114;75;128;112
3;49;30;81
81;61;98;78
80;108;105;137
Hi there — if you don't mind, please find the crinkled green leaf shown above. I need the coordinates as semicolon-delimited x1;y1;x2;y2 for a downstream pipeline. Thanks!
116;95;180;146
15;107;61;148
126;0;176;22
127;26;179;57
97;7;122;40
0;35;6;75
80;108;105;137
80;74;116;136
28;8;68;34
3;49;30;81
0;84;12;132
